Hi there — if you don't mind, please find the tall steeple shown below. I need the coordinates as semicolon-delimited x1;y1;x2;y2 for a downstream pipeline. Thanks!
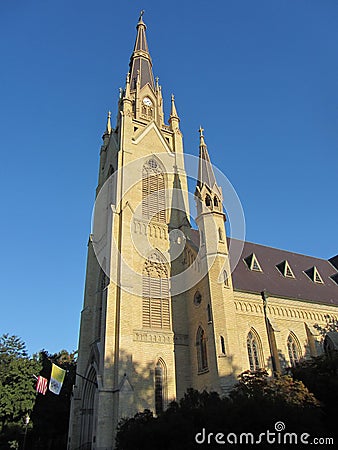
197;126;217;189
129;11;155;91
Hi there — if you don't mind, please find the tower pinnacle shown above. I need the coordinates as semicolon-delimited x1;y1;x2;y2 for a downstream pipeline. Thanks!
197;127;216;189
106;111;112;135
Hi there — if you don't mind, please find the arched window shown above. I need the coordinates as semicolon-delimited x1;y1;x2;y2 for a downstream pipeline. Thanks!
142;159;166;222
196;327;208;372
142;253;170;329
214;196;219;207
218;227;223;241
97;269;108;340
287;333;300;366
247;329;262;371
80;366;98;448
223;270;229;287
155;359;166;415
220;335;226;355
205;194;212;207
207;304;212;322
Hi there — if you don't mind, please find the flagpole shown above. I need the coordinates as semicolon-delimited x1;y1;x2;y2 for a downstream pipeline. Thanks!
75;371;98;387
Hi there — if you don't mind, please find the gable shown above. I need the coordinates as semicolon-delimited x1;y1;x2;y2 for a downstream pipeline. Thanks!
132;122;173;155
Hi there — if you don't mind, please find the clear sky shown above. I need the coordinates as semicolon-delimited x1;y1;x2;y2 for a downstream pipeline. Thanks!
0;0;337;356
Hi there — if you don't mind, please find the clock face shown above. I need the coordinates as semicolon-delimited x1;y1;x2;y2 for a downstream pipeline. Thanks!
143;97;152;106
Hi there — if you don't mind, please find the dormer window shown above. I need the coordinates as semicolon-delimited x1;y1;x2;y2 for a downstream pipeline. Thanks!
276;260;295;278
304;266;324;284
244;253;262;272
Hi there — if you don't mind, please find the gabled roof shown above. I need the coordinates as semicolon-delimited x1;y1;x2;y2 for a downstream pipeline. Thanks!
230;239;338;306
188;229;338;306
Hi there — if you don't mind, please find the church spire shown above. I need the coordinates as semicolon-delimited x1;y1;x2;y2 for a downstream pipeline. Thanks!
129;11;155;91
197;126;217;189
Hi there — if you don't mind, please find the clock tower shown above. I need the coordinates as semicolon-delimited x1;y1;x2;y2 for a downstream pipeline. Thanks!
68;12;191;450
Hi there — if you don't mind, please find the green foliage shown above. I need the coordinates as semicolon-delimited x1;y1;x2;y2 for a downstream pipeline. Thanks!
231;369;319;407
0;334;41;430
314;314;338;338
0;335;76;450
116;371;325;450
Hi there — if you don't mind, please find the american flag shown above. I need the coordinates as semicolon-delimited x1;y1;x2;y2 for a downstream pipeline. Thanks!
36;376;48;395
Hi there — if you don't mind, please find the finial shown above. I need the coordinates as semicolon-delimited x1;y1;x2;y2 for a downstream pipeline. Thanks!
171;94;175;101
139;10;145;21
106;111;112;135
199;126;206;147
126;72;130;83
155;76;159;90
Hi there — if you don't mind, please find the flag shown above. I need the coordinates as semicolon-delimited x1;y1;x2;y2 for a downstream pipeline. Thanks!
36;376;48;395
49;363;66;395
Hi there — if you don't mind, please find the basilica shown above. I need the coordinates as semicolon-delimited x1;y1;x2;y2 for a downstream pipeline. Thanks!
67;14;338;450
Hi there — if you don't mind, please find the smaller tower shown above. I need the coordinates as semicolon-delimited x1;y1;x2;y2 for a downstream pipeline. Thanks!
194;128;240;394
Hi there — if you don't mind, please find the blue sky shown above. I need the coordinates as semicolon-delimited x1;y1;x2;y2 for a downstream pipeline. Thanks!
0;0;337;356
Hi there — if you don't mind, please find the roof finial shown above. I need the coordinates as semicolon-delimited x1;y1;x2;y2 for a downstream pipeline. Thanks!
139;10;145;21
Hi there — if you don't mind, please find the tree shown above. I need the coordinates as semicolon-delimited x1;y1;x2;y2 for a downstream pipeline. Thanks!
115;371;325;450
0;334;41;448
291;351;338;439
30;349;76;450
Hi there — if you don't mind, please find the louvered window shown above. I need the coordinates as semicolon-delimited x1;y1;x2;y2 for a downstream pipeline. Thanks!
142;254;170;329
142;159;166;222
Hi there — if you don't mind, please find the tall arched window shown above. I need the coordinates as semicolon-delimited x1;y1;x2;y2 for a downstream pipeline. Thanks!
142;253;170;329
247;329;262;371
205;194;212;207
287;333;300;366
80;366;97;448
223;269;229;287
97;269;108;340
220;335;226;355
196;326;208;372
155;359;166;415
142;159;166;222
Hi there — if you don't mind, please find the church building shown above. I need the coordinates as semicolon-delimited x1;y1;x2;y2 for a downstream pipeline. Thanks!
67;13;338;450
